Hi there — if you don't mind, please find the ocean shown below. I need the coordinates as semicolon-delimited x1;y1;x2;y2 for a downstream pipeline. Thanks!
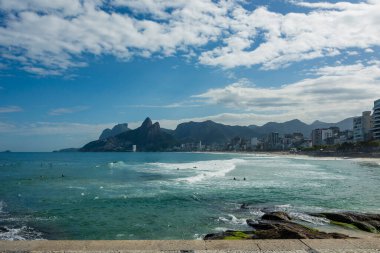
0;152;379;240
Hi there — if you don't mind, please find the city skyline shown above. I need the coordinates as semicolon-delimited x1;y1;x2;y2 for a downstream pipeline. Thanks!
1;0;380;151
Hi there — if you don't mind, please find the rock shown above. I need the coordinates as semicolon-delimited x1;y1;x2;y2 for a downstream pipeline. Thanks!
312;212;380;233
240;203;250;209
262;211;291;221
205;216;349;240
246;220;349;239
205;219;349;240
204;230;255;240
99;123;129;140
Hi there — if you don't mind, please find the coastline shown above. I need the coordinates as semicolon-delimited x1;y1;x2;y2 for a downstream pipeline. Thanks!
199;150;380;161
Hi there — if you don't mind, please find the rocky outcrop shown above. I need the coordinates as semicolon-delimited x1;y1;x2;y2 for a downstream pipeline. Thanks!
246;219;348;239
204;211;350;240
261;211;291;221
312;212;380;233
81;117;177;152
99;123;129;140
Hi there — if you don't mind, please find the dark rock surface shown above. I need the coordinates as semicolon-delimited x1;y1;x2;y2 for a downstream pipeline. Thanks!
246;219;348;239
204;211;350;240
261;211;291;221
312;212;380;233
81;117;177;152
99;123;129;140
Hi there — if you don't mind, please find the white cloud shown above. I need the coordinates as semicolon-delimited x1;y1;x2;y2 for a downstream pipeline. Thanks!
190;62;380;123
49;106;89;116
200;1;380;69
123;101;201;109
0;106;23;113
1;0;379;74
0;0;231;74
0;121;113;136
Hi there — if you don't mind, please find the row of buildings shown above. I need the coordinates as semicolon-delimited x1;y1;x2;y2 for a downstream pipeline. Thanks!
177;99;380;152
249;99;380;150
346;99;380;143
311;99;380;146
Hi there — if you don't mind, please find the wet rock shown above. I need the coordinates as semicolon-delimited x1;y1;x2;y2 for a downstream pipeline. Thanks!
312;212;380;233
204;230;255;240
262;211;291;221
240;203;250;209
205;216;349;240
247;220;348;239
205;219;349;240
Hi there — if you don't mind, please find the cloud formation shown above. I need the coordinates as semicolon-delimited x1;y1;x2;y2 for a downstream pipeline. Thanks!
0;0;379;74
192;61;380;123
0;106;23;113
49;106;89;116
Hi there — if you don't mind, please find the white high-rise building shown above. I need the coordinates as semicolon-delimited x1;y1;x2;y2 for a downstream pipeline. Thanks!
373;99;380;140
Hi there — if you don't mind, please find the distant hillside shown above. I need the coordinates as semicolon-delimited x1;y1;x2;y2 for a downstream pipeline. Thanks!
79;117;354;151
99;123;129;140
249;117;353;137
174;120;259;144
309;117;353;132
81;118;177;152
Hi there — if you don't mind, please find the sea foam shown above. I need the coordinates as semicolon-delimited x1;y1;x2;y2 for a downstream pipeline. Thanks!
148;159;244;183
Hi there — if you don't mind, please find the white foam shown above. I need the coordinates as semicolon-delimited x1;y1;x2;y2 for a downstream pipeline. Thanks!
148;159;244;183
108;161;128;168
218;214;247;225
213;227;229;232
0;226;43;241
289;212;330;225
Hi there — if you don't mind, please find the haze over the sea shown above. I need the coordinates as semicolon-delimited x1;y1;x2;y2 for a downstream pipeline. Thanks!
1;0;380;151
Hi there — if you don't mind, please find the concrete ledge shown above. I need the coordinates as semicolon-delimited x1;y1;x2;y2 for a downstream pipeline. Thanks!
0;239;379;252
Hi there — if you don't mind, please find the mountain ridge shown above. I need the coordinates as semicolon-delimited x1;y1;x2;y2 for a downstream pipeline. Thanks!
80;117;354;151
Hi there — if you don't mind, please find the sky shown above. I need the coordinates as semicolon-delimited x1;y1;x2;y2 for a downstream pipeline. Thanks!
0;0;380;151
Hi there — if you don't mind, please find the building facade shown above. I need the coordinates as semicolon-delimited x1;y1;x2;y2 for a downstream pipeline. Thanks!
353;111;373;142
373;99;380;140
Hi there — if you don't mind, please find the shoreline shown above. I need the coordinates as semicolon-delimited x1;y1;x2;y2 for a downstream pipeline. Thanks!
198;150;380;161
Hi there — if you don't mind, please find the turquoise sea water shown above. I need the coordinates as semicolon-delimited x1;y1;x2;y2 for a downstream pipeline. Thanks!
0;152;379;240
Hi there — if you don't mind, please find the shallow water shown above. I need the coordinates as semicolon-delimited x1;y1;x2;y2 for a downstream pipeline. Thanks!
0;152;379;240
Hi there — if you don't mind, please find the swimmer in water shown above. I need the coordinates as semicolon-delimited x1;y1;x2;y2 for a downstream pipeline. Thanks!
233;177;236;180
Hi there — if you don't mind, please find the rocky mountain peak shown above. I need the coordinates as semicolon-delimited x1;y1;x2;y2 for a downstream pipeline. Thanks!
141;117;153;128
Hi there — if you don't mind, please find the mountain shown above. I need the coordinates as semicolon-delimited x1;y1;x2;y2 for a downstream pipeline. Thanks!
249;119;310;136
249;117;353;137
99;123;129;140
80;117;354;152
81;118;177;152
174;120;259;144
310;117;353;131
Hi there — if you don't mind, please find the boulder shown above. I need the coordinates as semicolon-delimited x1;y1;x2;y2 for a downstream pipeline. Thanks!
312;212;380;233
246;220;348;239
261;211;291;221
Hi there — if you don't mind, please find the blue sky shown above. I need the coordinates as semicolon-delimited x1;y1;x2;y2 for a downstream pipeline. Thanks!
0;0;380;151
